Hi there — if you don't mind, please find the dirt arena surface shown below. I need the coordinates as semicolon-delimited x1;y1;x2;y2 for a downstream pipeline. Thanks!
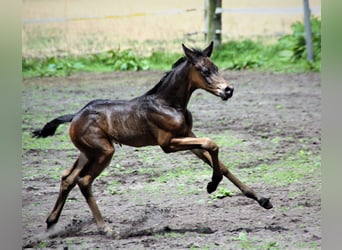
22;69;320;249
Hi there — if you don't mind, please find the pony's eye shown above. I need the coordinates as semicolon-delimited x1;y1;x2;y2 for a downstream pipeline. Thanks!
202;68;211;77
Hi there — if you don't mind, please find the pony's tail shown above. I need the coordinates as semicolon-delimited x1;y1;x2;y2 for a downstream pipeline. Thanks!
32;114;75;138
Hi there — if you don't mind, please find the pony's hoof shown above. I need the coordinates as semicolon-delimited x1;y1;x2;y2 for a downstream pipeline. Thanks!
258;197;273;209
100;226;120;239
206;181;218;194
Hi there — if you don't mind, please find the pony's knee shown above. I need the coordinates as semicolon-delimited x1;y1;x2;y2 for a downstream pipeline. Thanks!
202;138;218;152
104;146;114;158
60;176;76;193
77;175;93;198
78;175;92;189
97;145;114;163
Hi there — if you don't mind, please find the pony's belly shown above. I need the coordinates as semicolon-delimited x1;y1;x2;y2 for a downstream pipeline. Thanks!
111;132;157;147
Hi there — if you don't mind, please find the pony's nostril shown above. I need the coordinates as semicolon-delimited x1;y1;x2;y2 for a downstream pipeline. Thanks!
225;86;234;95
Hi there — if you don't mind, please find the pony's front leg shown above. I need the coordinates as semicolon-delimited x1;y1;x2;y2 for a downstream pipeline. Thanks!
191;148;273;209
165;137;223;193
187;132;273;209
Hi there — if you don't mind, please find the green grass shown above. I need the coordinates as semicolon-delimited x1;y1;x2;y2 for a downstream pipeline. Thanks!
22;128;73;151
294;241;320;250
244;149;320;187
37;241;47;248
147;51;182;70
106;180;121;195
232;231;280;250
22;17;320;78
196;131;243;148
210;186;233;200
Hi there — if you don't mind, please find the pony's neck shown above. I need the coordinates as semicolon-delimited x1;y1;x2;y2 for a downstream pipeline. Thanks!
154;61;195;110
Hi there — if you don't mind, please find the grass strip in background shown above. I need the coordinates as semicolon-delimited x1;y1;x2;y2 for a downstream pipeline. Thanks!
22;16;320;78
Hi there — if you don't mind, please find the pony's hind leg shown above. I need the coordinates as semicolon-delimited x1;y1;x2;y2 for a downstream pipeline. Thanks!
46;153;89;229
77;141;116;237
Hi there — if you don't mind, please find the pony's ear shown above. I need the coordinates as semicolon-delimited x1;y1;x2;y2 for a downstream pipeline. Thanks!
203;41;214;57
182;44;197;64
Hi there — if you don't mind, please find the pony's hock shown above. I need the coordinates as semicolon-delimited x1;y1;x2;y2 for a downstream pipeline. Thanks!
33;42;272;236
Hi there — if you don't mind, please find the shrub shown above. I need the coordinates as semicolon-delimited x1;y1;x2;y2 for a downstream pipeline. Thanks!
212;40;265;70
277;16;321;62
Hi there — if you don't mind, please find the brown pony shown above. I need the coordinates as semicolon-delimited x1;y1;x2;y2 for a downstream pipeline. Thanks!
33;42;272;237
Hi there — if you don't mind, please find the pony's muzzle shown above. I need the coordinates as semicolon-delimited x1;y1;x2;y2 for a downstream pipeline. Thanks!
221;86;234;100
225;86;234;97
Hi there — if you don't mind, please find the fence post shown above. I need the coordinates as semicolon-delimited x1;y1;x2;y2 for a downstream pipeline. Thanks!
204;0;222;46
214;0;222;46
303;0;313;61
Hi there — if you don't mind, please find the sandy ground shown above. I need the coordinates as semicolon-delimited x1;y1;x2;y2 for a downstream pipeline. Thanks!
22;0;321;57
22;69;321;249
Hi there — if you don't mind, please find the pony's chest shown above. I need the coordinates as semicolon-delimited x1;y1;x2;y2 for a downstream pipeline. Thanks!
148;108;190;136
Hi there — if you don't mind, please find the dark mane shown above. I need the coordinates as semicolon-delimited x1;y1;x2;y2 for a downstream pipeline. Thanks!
143;72;172;96
143;47;206;96
172;57;186;69
144;57;186;96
